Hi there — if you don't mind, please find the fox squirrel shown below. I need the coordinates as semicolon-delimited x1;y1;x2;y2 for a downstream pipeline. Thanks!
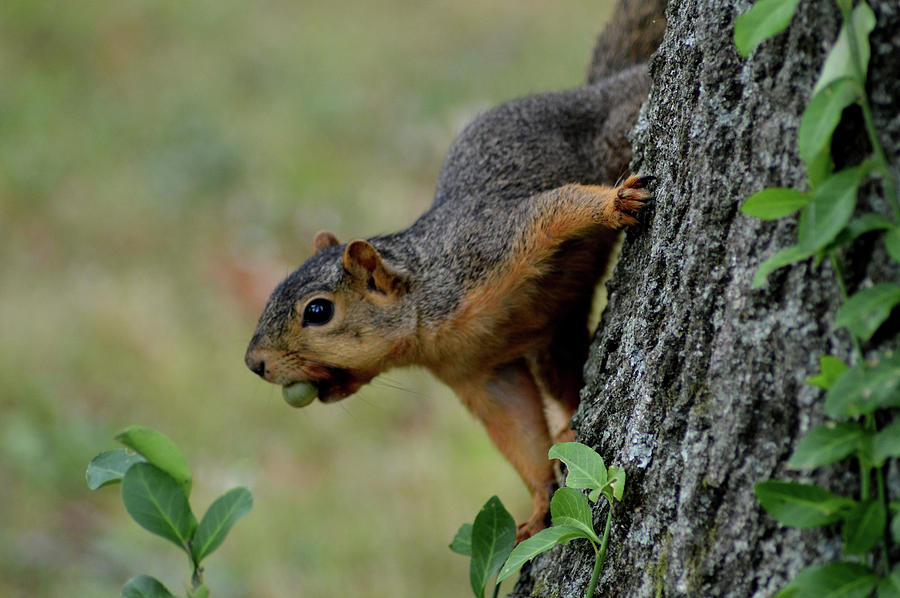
245;0;665;540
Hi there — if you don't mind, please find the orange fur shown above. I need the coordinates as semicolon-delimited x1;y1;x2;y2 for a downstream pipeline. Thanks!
418;179;650;539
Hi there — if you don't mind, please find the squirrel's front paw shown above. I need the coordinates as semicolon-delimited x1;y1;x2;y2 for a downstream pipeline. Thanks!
612;174;654;227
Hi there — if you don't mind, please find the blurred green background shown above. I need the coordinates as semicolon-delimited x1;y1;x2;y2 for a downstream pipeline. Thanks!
0;1;608;595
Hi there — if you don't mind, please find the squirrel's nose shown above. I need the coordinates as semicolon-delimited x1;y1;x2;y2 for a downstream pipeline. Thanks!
245;352;266;379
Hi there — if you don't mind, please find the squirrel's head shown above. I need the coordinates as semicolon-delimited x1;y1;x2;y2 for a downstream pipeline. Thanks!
245;231;416;404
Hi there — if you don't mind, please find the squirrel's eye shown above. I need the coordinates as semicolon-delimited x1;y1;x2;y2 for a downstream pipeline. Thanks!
302;298;334;326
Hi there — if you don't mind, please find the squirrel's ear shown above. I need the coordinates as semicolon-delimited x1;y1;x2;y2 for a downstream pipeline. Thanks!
343;240;406;296
312;231;340;254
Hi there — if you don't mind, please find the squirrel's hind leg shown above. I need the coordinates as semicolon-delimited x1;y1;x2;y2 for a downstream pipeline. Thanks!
527;306;593;445
451;360;556;541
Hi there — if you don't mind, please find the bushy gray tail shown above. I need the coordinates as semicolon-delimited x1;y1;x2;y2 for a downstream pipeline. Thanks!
587;0;667;84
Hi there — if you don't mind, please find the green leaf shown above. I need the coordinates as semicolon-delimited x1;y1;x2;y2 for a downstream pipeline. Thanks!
188;587;209;598
121;575;177;598
885;227;900;263
806;146;834;189
798;78;861;169
121;463;197;553
813;2;876;94
873;419;900;465
734;0;802;58
450;523;473;556
548;442;606;494
787;422;865;469
755;480;852;528
879;565;900;598
855;432;878;471
836;283;900;340
741;188;809;220
753;245;815;288
806;355;848;390
842;499;886;555
827;213;896;252
469;496;516;598
86;449;147;490
550;487;600;544
796;167;867;253
773;586;801;598
825;351;900;418
192;486;253;563
496;525;586;582
605;465;625;502
780;562;878;598
116;426;192;495
845;213;896;236
893;507;900;544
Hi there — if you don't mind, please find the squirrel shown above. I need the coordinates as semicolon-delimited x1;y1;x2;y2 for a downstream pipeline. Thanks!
245;0;666;540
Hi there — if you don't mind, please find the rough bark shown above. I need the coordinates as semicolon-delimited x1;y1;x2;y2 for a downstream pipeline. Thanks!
512;1;899;596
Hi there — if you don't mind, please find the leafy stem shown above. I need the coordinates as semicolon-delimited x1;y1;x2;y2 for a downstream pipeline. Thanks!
86;426;253;598
840;1;900;220
876;461;890;573
191;561;204;590
460;443;626;597
828;253;864;362
586;499;614;598
737;0;899;592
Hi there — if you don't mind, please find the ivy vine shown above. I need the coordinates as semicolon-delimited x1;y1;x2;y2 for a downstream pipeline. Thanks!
736;0;899;595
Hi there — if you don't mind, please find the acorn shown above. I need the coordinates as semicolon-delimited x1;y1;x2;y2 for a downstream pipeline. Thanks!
282;382;318;408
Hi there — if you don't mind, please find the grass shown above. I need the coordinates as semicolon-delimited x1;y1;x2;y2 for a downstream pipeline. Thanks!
0;0;608;595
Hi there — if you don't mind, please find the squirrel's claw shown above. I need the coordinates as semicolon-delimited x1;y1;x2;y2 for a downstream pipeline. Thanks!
613;174;654;224
630;174;655;188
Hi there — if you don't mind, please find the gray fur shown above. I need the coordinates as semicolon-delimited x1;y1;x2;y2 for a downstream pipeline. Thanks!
252;67;650;336
406;68;649;319
249;245;345;348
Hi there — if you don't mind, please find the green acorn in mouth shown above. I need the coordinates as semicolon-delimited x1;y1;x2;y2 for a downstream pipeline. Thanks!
281;382;318;408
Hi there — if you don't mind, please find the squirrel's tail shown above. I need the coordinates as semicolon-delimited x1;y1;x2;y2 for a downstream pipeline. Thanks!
586;0;667;84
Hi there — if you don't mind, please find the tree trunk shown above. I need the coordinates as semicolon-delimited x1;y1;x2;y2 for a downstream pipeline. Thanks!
512;1;899;596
